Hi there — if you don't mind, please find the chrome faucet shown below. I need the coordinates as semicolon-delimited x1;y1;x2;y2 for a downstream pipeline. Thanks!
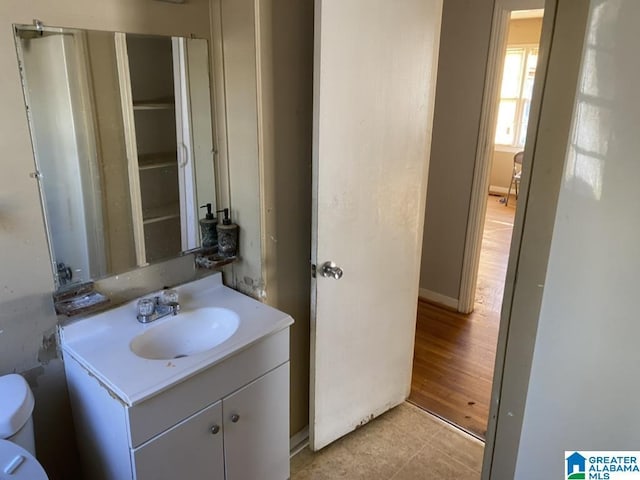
136;296;180;324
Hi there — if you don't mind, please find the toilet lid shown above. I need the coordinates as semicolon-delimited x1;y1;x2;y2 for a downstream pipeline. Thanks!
0;374;34;438
0;440;48;479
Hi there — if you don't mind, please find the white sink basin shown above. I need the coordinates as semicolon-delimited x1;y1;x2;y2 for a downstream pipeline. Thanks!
130;308;240;360
60;274;294;405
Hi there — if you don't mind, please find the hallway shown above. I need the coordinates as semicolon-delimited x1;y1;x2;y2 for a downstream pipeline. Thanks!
409;195;516;438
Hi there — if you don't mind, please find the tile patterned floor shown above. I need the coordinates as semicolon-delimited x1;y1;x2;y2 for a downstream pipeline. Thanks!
290;402;484;479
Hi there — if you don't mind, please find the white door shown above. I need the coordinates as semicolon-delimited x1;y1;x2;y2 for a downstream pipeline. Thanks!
310;0;443;450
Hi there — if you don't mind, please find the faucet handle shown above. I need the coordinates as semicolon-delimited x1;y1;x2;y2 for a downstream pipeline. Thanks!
167;301;180;315
159;289;179;305
137;298;155;317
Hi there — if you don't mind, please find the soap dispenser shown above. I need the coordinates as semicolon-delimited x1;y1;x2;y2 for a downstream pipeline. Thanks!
216;208;238;258
199;203;217;248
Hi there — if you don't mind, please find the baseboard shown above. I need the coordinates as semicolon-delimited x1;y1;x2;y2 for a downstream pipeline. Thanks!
489;185;510;195
290;426;309;457
418;288;459;311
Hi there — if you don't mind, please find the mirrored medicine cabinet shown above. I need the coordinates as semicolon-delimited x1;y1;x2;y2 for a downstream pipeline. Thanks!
14;24;219;290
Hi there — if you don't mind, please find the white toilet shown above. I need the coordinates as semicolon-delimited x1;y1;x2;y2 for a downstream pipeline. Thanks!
0;374;48;479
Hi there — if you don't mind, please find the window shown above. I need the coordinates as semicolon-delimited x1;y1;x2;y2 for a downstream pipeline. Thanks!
495;46;538;148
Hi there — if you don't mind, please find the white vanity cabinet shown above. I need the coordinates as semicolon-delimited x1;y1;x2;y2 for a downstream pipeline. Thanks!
63;328;291;480
133;364;290;480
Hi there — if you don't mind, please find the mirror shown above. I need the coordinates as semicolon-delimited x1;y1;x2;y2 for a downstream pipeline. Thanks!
14;25;217;289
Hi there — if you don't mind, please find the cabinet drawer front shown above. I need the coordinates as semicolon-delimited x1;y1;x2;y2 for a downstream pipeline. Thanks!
128;328;289;447
133;401;224;480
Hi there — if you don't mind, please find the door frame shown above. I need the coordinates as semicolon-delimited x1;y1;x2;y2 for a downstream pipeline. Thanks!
458;0;545;314
481;0;590;476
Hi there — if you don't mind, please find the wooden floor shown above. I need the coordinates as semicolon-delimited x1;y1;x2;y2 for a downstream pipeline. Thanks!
409;195;516;439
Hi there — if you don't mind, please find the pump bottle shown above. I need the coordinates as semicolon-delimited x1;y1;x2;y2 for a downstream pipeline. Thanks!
199;204;217;248
216;208;238;258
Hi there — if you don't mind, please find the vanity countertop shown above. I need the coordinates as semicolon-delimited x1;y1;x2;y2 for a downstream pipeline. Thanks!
59;273;293;406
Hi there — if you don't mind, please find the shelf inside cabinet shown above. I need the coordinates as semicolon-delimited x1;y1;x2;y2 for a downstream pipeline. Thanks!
142;203;180;224
133;97;175;110
138;152;178;171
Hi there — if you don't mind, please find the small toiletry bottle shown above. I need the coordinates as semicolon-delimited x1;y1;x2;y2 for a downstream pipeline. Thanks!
199;204;217;248
216;208;239;258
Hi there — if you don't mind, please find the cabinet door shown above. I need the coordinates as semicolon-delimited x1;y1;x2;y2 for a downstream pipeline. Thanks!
223;363;290;480
133;400;224;480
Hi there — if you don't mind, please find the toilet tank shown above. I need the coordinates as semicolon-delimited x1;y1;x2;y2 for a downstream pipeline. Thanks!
0;374;36;455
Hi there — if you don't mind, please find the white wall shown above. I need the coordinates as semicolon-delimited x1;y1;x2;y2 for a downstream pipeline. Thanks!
514;0;640;475
490;150;518;193
213;0;314;438
419;0;494;303
256;0;314;437
215;0;265;300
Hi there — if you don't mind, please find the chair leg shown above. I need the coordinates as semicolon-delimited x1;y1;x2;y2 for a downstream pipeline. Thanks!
515;179;519;200
506;180;512;206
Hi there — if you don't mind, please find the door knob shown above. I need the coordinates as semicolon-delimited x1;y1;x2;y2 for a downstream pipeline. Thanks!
210;425;220;434
230;414;240;423
320;261;343;280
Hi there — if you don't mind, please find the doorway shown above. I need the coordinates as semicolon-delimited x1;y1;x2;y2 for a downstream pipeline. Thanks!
409;7;544;439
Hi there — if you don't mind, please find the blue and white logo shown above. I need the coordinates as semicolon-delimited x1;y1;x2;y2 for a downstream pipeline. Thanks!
567;452;587;479
565;451;640;479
